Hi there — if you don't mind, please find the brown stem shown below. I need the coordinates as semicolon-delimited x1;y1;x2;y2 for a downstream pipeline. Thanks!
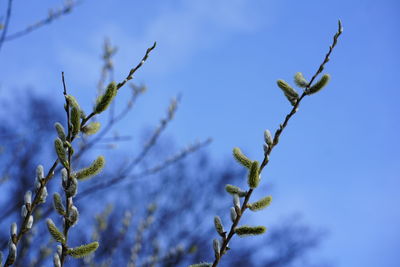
211;21;342;267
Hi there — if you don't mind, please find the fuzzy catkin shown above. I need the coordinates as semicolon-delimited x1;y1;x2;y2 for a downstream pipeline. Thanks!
248;161;260;189
294;72;309;88
74;156;105;180
94;82;117;114
67;242;99;258
248;196;272;211
46;219;65;244
232;147;252;169
307;74;330;95
234;225;266;237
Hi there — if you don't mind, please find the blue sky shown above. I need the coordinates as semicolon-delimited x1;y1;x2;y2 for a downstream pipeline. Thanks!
0;0;399;266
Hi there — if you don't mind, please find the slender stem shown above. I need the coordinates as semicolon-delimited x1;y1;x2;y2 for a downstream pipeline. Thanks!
211;21;342;267
60;72;73;266
0;0;13;54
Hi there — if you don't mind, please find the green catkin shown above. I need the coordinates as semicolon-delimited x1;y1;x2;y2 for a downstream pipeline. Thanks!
247;196;272;211
276;79;299;105
71;106;81;136
67;242;99;258
54;122;66;141
294;72;309;88
81;122;101;135
65;95;80;111
74;156;105;180
52;193;65;216
234;225;266;237
214;216;225;235
306;74;330;95
248;161;260;189
225;184;246;197
46;219;65;244
94;82;117;114
54;138;68;168
232;147;252;169
189;263;212;267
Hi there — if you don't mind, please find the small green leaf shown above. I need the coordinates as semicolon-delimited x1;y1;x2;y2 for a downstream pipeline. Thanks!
74;156;105;181
235;225;266;237
67;242;99;258
46;219;65;244
248;161;260;189
247;196;272;211
232;147;252;169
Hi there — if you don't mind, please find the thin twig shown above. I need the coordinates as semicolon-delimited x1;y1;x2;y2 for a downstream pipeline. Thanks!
211;21;343;267
3;0;82;42
0;0;14;53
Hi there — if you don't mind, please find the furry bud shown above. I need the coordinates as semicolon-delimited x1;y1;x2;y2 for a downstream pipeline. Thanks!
54;123;66;142
74;156;105;181
232;147;252;169
225;184;246;197
234;225;266;237
248;161;260;189
213;239;220;260
67;242;99;258
46;219;65;244
214;216;225;236
94;82;117;114
230;207;237;222
247;196;272;211
8;242;17;263
54;138;68;168
81;122;101;135
36;165;44;180
68;206;79;226
65;178;78;198
277;79;299;105
24;191;32;205
306;74;330;95
10;223;17;237
53;193;65;216
57;245;62;257
264;130;273;146
294;72;309;88
26;215;34;229
71;106;81;136
53;253;61;267
21;205;28;218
